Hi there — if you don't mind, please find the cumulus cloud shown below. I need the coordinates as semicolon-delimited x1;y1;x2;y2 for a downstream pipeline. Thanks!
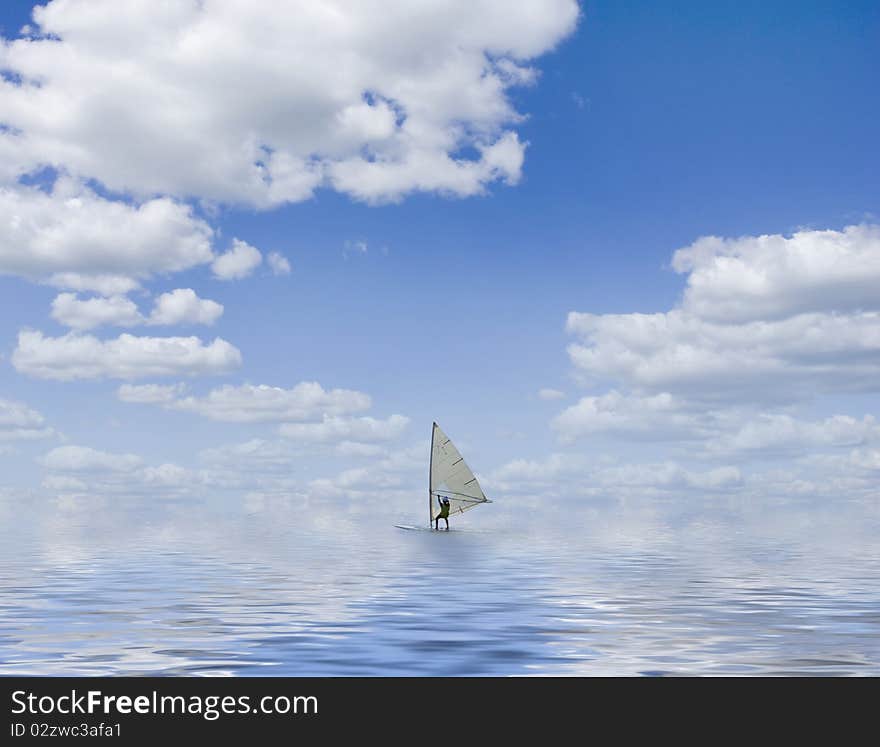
308;466;407;500
552;391;728;443
0;181;214;284
329;131;528;203
41;475;88;492
489;452;589;485
705;414;880;457
44;272;141;296
672;224;880;322
199;439;299;471
139;462;194;489
279;414;409;443
12;330;241;380
41;445;142;472
211;239;262;280
307;444;425;501
569;308;880;402
50;293;143;330
196;432;401;497
196;437;423;504
597;461;743;492
0;0;578;206
848;448;880;471
267;251;291;276
567;225;880;404
167;382;371;422
50;288;223;330
552;387;880;466
40;444;198;500
486;452;743;500
550;222;880;502
196;438;313;499
0;398;55;441
148;288;223;326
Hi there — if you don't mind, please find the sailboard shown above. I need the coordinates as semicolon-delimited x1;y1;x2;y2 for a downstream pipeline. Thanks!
394;421;492;530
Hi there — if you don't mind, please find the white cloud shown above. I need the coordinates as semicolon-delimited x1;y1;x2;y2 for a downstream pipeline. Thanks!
148;288;223;326
734;452;880;503
50;288;224;330
848;448;880;471
567;224;880;404
552;391;729;443
486;452;744;499
40;444;198;500
307;443;425;501
705;414;880;457
567;308;880;403
41;445;142;472
211;239;262;280
0;0;578;206
308;467;406;499
673;224;880;322
50;292;142;330
343;240;369;258
0;181;214;283
279;414;409;443
196;438;312;498
196;438;423;505
267;251;291;276
551;387;880;469
200;439;297;470
169;382;371;423
139;462;193;488
544;222;880;505
537;388;565;400
329;131;527;203
490;452;589;484
41;475;88;491
44;272;141;296
0;398;54;441
116;383;187;404
12;330;242;380
597;462;743;491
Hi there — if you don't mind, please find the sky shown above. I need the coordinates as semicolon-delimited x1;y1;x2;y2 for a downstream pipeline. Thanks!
0;0;879;526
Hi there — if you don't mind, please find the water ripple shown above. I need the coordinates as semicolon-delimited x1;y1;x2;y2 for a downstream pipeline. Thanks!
0;516;878;675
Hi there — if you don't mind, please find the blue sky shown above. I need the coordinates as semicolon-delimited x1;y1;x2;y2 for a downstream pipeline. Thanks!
0;1;879;522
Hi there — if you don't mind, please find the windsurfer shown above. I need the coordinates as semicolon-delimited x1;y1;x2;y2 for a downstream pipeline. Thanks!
434;495;451;530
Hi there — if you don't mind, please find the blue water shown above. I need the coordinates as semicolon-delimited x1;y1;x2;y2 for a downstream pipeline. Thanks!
1;501;879;675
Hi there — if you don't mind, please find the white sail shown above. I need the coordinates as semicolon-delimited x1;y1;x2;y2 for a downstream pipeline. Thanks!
429;422;490;522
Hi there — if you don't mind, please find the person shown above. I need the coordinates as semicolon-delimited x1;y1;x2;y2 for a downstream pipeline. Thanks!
434;495;451;530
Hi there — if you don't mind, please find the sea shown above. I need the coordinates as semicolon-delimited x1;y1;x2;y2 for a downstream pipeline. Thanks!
1;496;878;676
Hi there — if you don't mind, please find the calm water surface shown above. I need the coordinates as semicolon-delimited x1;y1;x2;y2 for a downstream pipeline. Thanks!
1;503;878;675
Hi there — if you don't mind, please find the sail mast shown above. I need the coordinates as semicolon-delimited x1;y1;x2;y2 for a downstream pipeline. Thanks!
428;422;436;527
